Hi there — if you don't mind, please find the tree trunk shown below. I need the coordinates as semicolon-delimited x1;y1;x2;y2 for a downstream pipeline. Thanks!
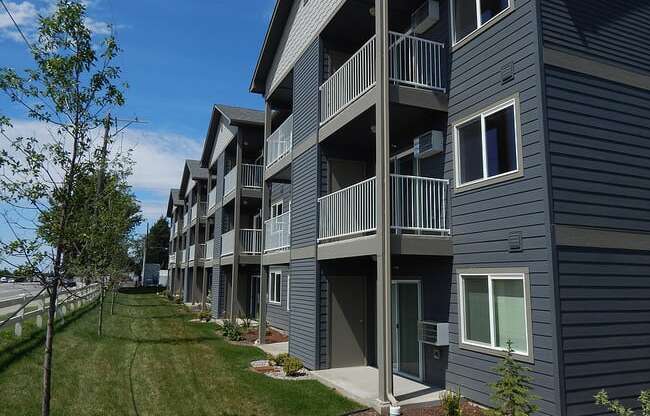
110;286;116;315
97;283;104;336
41;283;59;416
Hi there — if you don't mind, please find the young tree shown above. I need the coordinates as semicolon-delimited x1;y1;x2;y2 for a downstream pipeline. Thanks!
487;340;539;416
0;1;126;414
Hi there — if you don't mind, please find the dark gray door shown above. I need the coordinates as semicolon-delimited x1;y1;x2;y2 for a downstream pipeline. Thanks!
330;276;367;368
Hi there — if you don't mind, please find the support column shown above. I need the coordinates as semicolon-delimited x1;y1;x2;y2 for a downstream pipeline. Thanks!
230;134;244;318
258;101;272;344
202;173;213;310
375;0;394;406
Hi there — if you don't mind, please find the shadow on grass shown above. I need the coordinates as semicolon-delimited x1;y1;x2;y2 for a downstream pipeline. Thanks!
118;287;161;295
104;334;218;345
0;301;99;373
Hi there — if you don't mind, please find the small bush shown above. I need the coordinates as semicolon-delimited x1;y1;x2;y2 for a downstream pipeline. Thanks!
274;353;290;367
441;388;463;416
283;356;303;377
197;310;212;322
222;319;242;341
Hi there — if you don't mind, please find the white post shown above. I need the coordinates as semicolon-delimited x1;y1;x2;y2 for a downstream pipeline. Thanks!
36;297;44;328
14;294;26;337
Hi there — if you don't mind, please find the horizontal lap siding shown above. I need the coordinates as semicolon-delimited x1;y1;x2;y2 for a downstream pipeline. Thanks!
545;66;650;233
289;258;319;370
541;0;650;74
558;247;650;416
446;0;559;414
267;266;290;331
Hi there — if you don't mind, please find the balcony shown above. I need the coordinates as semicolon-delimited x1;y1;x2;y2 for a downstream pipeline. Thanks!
224;168;236;198
266;114;293;168
191;201;208;223
182;212;189;230
240;229;262;255
319;32;445;124
204;239;214;260
318;175;449;242
265;211;291;253
180;248;187;264
208;187;217;210
241;164;263;188
221;230;235;257
169;253;176;266
189;245;196;262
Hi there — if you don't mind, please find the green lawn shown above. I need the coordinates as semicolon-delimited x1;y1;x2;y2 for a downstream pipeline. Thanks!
0;291;362;416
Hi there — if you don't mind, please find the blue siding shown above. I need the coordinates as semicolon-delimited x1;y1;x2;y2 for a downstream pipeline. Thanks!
288;258;319;370
545;66;650;233
292;40;320;147
266;266;290;331
541;0;650;74
558;247;650;416
445;0;559;414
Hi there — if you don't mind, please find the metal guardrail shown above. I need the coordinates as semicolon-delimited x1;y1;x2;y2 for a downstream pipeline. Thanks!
265;211;291;253
266;114;293;168
240;229;262;254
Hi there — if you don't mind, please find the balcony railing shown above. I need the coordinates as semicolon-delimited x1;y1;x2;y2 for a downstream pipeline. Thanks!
241;164;263;188
221;230;235;256
205;239;214;260
317;175;449;242
266;114;293;168
169;253;176;265
240;229;262;255
208;187;217;210
188;245;196;262
180;248;187;264
265;211;291;253
319;32;445;124
224;167;237;197
183;212;189;230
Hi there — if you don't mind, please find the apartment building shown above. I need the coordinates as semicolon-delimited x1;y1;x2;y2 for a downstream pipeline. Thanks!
167;105;266;316
245;0;650;415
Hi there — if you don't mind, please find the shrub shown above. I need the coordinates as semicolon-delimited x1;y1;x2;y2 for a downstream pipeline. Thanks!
441;388;463;416
174;297;182;304
283;356;303;377
222;319;242;341
197;310;212;322
487;340;539;416
595;389;650;416
274;353;290;367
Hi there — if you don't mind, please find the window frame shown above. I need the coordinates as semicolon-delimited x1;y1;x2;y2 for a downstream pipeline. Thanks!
457;268;533;362
286;274;291;311
451;0;514;48
453;96;523;192
268;269;282;305
270;200;284;218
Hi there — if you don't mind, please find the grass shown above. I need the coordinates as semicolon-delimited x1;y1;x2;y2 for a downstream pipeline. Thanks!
0;290;362;416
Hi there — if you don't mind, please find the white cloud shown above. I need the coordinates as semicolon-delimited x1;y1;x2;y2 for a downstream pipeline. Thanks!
0;1;37;30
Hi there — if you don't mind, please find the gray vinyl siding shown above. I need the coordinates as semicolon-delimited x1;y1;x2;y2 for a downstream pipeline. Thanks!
541;0;650;74
557;247;650;416
545;66;650;233
445;0;559;414
292;40;320;147
291;147;319;248
288;258;319;370
269;182;292;208
266;266;290;331
211;266;225;318
318;270;328;369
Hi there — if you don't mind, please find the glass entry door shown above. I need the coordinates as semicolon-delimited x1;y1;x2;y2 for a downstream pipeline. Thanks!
391;281;422;380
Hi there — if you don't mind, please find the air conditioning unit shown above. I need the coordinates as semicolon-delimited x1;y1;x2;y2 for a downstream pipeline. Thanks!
414;130;444;159
411;0;440;34
418;321;449;347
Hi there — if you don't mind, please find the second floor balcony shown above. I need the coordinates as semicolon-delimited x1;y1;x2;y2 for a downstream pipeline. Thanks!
191;201;208;223
266;114;293;168
264;211;290;253
317;175;449;243
320;31;445;124
220;229;262;257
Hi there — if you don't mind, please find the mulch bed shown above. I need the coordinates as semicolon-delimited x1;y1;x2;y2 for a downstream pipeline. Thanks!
242;327;288;344
345;402;486;416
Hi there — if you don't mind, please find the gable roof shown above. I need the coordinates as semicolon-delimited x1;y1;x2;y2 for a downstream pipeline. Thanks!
250;0;294;94
166;189;182;217
179;160;208;195
200;104;265;167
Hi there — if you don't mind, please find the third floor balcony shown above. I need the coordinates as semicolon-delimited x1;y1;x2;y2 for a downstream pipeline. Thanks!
266;114;293;168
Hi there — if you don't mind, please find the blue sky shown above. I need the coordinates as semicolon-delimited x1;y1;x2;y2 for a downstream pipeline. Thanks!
0;0;272;237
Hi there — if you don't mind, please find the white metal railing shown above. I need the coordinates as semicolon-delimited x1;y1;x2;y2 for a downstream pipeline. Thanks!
391;175;449;233
183;212;189;229
266;114;293;167
169;253;176;265
197;243;206;260
221;230;235;256
242;164;263;188
320;36;376;124
180;248;187;264
319;32;445;124
265;211;291;253
208;187;217;210
318;177;377;242
188;245;195;262
240;229;262;254
198;201;208;218
205;239;214;260
318;175;450;241
224;167;237;197
0;284;100;337
191;204;197;222
389;32;445;91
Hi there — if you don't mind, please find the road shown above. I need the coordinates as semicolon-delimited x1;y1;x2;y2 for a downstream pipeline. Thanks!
0;282;45;319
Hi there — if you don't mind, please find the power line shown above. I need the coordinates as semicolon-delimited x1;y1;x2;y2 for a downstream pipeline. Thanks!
0;0;32;50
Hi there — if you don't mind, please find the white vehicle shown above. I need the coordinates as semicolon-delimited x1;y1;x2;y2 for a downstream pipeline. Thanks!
7;278;15;283
0;277;7;283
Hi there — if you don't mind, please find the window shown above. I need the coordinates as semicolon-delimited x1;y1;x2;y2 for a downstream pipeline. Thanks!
268;270;282;304
286;274;291;311
452;0;511;45
454;99;520;189
271;200;284;218
459;272;531;359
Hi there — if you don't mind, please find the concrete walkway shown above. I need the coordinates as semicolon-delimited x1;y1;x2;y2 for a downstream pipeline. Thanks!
312;366;445;409
257;341;289;356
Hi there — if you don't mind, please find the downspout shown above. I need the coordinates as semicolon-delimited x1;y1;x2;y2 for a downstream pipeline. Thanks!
375;0;398;410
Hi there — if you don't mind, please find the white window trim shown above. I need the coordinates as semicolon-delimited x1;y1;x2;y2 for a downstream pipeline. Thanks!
453;96;522;192
451;0;514;48
286;274;291;311
271;200;284;219
268;269;282;305
457;269;533;362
